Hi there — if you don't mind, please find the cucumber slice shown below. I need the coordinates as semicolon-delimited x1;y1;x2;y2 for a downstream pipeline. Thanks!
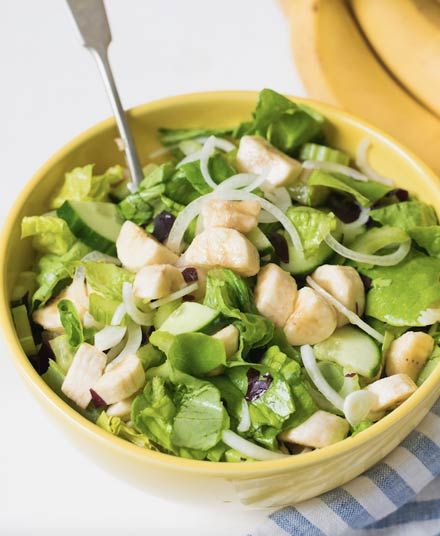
314;326;381;378
12;304;37;356
299;143;350;165
159;302;220;335
153;299;183;330
280;228;341;276
246;227;274;257
57;201;122;255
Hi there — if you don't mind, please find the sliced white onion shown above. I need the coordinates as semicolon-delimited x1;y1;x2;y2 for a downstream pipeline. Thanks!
95;325;127;352
258;210;278;224
216;173;257;192
263;187;292;212
149;282;199;309
340;208;370;245
111;303;126;326
83;312;103;329
167;189;302;254
197;136;235;153
176;149;203;169
74;265;85;283
417;308;440;326
82;251;121;265
221;430;288;461
199;136;218;190
107;322;142;369
302;160;368;182
106;335;127;362
122;282;153;326
301;345;345;411
243;167;271;192
237;400;251;433
343;390;376;426
306;276;384;343
356;139;394;186
324;233;411;267
179;139;203;156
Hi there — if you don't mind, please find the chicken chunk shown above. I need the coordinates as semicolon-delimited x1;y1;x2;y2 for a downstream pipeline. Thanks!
365;374;417;412
133;264;185;301
33;278;89;332
279;411;349;448
180;227;260;277
61;343;107;409
116;221;178;272
201;199;260;233
284;287;337;345
386;331;434;381
93;354;145;405
213;325;240;359
311;265;365;327
254;263;298;327
236;135;302;188
107;394;136;421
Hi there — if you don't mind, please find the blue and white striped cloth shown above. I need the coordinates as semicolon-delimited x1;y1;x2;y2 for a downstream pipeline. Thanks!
251;398;440;536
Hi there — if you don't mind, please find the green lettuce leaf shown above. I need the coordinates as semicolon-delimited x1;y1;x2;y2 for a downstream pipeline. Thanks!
261;345;301;383
32;241;91;309
179;154;236;195
370;201;438;231
158;127;233;146
248;374;294;431
57;299;83;347
308;170;391;207
21;215;76;255
49;334;76;373
351;420;373;436
137;343;164;371
83;262;134;301
286;206;337;258
88;293;120;325
408;226;440;258
204;268;257;315
167;333;226;376
50;164;124;209
131;377;176;452
171;382;228;451
97;411;153;449
359;253;440;326
235;89;324;154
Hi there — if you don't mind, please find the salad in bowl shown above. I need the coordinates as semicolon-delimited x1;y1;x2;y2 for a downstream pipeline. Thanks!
11;89;440;463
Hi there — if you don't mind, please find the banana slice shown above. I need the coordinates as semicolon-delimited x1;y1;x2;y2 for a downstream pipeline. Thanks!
61;343;107;409
92;354;145;405
201;199;260;234
107;394;137;421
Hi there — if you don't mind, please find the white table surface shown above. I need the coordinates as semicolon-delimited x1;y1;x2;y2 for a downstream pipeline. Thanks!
0;1;305;534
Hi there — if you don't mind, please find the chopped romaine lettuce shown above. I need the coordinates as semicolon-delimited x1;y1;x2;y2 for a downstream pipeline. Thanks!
83;262;134;301
88;293;120;325
21;215;76;255
97;411;153;449
409;226;440;258
49;334;76;373
50;164;125;209
32;241;91;309
57;299;83;347
235;89;324;154
158;127;233;146
370;201;438;231
359;253;440;326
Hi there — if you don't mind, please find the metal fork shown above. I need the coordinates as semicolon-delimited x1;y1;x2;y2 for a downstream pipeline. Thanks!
65;0;143;189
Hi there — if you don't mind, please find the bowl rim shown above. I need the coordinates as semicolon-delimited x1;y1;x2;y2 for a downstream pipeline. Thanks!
1;90;440;476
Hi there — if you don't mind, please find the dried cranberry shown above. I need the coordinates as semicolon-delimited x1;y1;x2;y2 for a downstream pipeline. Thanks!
245;368;273;401
152;211;176;242
344;372;356;378
182;267;198;283
393;188;409;202
327;193;361;223
360;274;372;291
90;389;107;408
182;294;195;302
269;233;289;263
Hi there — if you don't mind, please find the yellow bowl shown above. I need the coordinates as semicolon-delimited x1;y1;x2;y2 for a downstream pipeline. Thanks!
2;91;440;509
